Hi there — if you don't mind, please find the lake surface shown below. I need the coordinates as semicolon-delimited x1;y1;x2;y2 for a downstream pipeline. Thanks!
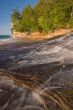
0;35;10;40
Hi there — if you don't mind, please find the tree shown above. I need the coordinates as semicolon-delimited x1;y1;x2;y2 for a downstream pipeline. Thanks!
11;8;21;32
19;5;38;32
11;8;20;23
11;0;73;33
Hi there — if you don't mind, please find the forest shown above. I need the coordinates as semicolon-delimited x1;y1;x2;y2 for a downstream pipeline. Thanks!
11;0;73;33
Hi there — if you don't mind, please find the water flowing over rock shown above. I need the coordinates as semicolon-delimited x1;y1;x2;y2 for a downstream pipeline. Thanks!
0;32;73;110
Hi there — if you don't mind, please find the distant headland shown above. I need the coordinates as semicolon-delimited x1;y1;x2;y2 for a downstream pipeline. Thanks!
11;0;73;41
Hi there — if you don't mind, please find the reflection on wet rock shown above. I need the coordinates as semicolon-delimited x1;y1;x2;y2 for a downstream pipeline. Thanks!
0;70;45;110
0;90;10;109
0;69;73;110
21;106;45;110
0;33;73;110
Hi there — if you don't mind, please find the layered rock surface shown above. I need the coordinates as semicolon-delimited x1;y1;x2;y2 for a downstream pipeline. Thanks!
0;32;73;110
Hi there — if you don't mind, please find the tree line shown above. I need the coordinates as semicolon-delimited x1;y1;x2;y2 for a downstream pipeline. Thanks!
11;0;73;33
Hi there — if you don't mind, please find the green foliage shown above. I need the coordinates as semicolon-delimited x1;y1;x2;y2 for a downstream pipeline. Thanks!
11;8;21;23
11;0;73;33
20;5;38;32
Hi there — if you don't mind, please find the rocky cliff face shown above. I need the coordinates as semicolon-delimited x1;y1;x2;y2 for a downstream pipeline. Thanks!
12;29;73;41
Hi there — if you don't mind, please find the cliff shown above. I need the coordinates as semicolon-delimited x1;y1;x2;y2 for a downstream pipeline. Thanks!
12;29;73;41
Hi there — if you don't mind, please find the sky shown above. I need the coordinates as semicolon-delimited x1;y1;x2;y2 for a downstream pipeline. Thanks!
0;0;37;35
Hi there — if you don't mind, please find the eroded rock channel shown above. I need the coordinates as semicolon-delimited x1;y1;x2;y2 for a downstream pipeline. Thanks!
0;33;73;110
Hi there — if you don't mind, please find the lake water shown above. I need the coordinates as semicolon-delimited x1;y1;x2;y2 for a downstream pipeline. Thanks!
0;35;10;40
0;35;15;44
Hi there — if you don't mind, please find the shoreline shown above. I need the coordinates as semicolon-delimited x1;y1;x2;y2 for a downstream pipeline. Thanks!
0;28;73;49
0;28;72;46
12;28;73;41
0;38;17;46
